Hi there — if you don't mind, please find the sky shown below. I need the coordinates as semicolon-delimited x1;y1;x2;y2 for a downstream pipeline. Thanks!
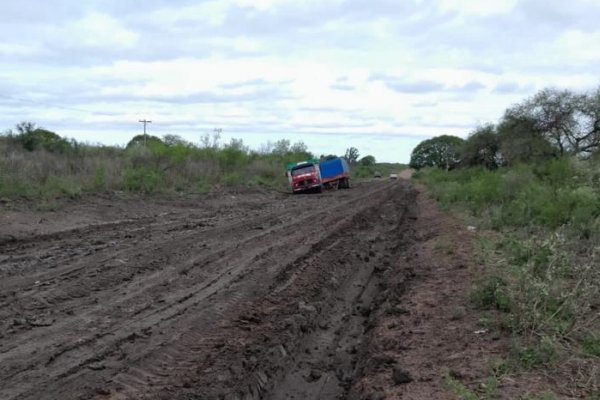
1;0;599;163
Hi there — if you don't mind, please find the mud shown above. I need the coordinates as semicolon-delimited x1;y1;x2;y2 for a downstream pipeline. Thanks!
0;180;421;400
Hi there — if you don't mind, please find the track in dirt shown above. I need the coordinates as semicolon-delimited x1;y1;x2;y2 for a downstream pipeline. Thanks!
0;180;415;400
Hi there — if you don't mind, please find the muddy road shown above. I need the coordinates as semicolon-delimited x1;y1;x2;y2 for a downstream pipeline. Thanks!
0;179;417;400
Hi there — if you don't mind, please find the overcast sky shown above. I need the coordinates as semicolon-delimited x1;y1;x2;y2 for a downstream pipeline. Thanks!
1;0;599;162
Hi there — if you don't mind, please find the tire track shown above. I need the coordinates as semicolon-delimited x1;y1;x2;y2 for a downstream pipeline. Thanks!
0;181;398;400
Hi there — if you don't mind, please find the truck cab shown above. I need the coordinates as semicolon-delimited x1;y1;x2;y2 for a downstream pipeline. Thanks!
289;162;322;193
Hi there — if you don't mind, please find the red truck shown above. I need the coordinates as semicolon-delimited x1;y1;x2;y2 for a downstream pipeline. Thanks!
286;158;351;193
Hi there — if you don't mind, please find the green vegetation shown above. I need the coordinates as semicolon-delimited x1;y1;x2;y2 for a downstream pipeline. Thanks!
415;85;600;398
418;158;599;396
409;134;465;170
0;126;316;199
416;159;600;234
0;123;399;200
411;86;600;171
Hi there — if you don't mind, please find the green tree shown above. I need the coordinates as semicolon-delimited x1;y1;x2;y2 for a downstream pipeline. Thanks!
272;139;291;155
290;141;308;154
162;134;189;147
344;147;360;165
497;113;557;165
506;87;600;156
15;121;36;135
12;122;71;153
126;134;164;149
359;155;376;166
409;135;464;170
578;87;600;155
219;139;248;169
461;124;501;169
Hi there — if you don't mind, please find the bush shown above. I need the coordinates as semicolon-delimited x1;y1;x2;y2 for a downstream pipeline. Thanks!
470;275;511;312
582;334;600;357
14;127;74;153
122;166;164;194
514;336;558;369
416;158;600;230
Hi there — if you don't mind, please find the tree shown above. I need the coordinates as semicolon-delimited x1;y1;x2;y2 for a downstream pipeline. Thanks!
290;141;308;154
359;155;376;166
344;147;360;165
578;87;600;155
461;124;501;169
11;122;71;153
497;113;557;165
409;135;464;170
220;138;248;169
126;134;164;149
15;121;37;135
506;87;600;156
162;134;189;147
224;138;248;152
200;130;221;149
272;139;291;155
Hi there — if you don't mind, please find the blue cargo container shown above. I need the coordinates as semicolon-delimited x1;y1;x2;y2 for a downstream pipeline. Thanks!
319;158;351;189
319;158;349;182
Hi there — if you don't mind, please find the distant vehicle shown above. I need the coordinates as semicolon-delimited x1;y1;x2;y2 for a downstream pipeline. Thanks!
373;171;382;178
286;158;351;193
389;173;398;179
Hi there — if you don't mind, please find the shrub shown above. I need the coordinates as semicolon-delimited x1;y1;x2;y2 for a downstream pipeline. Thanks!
470;275;511;312
122;166;164;193
582;334;600;357
514;336;558;369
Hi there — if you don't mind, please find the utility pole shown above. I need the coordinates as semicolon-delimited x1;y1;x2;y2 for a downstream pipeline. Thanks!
139;119;152;146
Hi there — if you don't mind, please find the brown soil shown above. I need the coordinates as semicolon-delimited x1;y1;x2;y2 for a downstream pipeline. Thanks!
346;185;501;399
0;179;538;399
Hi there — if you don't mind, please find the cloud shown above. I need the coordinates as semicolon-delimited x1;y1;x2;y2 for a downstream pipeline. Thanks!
1;0;600;163
330;83;355;91
450;81;486;92
493;81;534;94
69;12;139;49
370;74;485;94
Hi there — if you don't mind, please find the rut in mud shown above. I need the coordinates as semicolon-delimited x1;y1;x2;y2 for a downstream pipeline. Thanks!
0;179;416;400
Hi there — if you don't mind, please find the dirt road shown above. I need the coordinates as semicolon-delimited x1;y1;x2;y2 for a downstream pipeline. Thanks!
0;179;421;399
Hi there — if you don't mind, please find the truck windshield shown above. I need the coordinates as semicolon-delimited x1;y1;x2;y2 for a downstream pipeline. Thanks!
291;165;315;176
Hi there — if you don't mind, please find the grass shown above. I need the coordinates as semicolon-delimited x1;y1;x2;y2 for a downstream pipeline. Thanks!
0;135;304;199
445;369;558;400
415;159;600;236
416;157;600;397
0;133;402;201
582;334;600;358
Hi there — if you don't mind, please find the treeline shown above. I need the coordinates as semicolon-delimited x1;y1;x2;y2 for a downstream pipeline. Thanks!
0;123;313;198
410;86;600;170
0;123;386;200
